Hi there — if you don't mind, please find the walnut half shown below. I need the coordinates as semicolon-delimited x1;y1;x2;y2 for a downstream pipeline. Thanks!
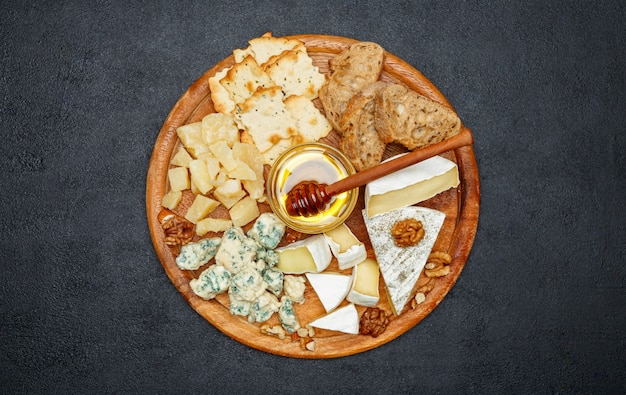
158;209;195;247
359;307;391;338
390;218;425;247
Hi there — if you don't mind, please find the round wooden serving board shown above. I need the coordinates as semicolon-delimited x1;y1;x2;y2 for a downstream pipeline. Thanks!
146;34;480;358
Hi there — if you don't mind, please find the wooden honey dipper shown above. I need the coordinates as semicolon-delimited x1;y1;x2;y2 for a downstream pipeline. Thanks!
285;128;474;217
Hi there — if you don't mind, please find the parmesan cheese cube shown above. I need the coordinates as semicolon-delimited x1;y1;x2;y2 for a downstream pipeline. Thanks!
228;196;260;227
189;160;213;195
167;166;190;192
185;195;220;224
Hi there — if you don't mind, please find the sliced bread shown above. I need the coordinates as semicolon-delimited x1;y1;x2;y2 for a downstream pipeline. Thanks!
339;81;388;171
319;42;384;132
374;83;461;149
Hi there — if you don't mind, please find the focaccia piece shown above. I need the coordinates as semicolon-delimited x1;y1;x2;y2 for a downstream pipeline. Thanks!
338;81;388;171
265;50;326;99
284;95;332;143
220;55;274;105
374;83;461;149
318;42;384;132
234;86;298;153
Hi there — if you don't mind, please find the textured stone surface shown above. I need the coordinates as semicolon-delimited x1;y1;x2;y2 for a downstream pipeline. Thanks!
1;1;624;393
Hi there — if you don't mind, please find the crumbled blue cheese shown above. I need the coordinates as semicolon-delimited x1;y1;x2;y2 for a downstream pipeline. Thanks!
189;264;231;300
278;296;300;333
230;267;267;302
262;267;284;297
228;287;251;316
283;275;306;304
247;213;286;249
257;248;279;268
176;237;221;270
215;226;261;274
248;292;281;323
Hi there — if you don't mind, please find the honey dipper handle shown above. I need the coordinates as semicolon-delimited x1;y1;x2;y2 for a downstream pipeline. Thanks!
326;128;474;196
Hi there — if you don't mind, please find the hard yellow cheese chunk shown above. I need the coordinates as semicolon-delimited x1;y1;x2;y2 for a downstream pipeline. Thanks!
346;258;380;306
365;155;459;218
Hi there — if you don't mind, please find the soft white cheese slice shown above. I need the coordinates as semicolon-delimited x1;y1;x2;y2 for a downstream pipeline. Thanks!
365;155;459;218
323;223;367;270
346;258;380;307
275;234;331;274
308;303;359;335
363;206;445;315
305;272;351;313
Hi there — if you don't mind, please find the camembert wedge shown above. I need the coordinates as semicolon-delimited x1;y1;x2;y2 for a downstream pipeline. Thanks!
323;223;367;270
362;206;445;315
275;235;331;274
365;155;459;218
346;258;380;307
305;272;351;313
308;303;359;335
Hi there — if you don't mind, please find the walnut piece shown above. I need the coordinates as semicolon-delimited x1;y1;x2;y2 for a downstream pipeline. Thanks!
359;307;391;338
390;218;425;247
159;210;195;247
424;250;452;278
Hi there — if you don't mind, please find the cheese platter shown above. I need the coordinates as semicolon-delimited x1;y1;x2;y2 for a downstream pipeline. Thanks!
146;34;480;358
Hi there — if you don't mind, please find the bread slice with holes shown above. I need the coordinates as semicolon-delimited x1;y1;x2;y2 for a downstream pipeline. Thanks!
319;42;384;132
374;83;462;150
338;81;388;171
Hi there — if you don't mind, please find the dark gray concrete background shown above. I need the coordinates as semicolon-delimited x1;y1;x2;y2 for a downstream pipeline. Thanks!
1;1;624;393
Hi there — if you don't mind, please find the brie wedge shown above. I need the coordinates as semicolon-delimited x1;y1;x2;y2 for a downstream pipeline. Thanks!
363;206;445;315
308;303;359;335
323;223;367;270
346;258;380;307
305;272;351;313
275;234;331;274
365;155;459;218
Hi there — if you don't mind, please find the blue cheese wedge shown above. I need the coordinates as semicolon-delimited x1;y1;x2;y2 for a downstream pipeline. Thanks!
175;237;221;270
308;303;359;335
346;258;380;307
189;264;231;300
365;155;459;218
275;235;331;274
362;206;445;315
323;223;367;270
305;272;351;313
247;213;286;249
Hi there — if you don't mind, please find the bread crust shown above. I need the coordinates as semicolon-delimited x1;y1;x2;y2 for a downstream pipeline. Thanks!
339;81;388;171
319;42;384;132
374;83;461;149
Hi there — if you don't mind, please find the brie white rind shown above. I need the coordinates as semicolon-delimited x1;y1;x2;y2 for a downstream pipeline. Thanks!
323;224;367;270
305;272;351;313
275;234;331;274
363;206;445;315
308;303;359;335
346;258;380;307
365;155;459;218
